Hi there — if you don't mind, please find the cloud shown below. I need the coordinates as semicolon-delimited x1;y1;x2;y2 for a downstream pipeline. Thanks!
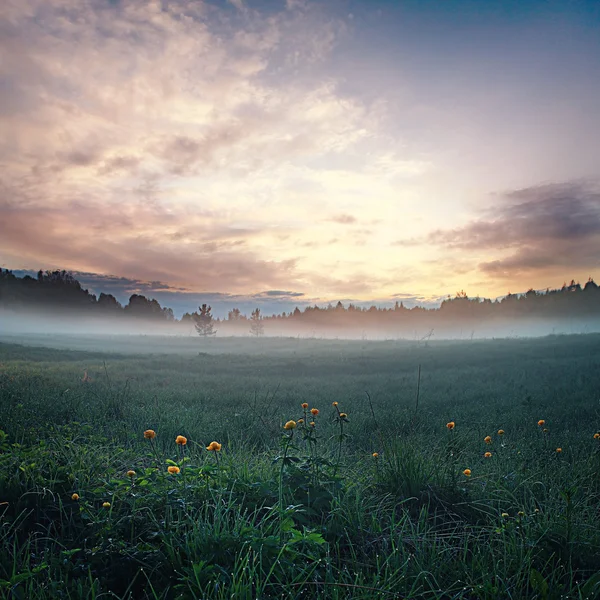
328;214;357;224
254;290;305;298
421;181;600;278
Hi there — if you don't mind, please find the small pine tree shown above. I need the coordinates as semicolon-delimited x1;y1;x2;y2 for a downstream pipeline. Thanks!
193;304;216;337
249;308;264;337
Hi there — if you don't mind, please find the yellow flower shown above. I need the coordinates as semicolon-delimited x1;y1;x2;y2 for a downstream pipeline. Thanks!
126;470;136;478
484;436;492;444
446;422;455;430
332;402;338;407
537;420;545;427
339;413;348;419
556;447;562;453
298;418;304;424
102;502;111;508
71;493;79;501
309;421;315;427
284;420;297;430
463;469;471;477
484;452;492;458
301;402;309;409
501;512;509;518
372;452;379;458
167;466;180;474
497;429;505;435
144;429;156;440
175;435;187;446
311;408;319;416
594;433;600;440
206;441;222;451
518;511;525;517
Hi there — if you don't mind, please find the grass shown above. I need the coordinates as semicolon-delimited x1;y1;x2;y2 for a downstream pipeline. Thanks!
1;333;600;598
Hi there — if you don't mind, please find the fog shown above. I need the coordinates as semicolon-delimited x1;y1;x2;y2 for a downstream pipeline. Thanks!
2;307;600;356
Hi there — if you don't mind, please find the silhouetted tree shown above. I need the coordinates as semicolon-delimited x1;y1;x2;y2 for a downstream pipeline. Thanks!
193;304;216;337
228;308;242;321
249;308;264;337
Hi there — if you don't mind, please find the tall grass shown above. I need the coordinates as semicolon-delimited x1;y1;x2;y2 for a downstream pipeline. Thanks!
1;335;600;598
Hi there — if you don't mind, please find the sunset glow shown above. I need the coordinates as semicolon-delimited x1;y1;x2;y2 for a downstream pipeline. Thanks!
2;0;599;314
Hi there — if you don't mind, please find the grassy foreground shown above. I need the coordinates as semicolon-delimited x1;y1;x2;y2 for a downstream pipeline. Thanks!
2;334;600;599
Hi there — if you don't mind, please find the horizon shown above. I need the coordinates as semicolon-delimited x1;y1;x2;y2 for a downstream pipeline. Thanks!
3;267;595;319
2;0;600;311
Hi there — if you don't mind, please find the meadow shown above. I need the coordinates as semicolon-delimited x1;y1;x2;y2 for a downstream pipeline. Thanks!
1;333;600;599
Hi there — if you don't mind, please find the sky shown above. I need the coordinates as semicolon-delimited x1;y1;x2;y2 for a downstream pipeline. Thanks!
2;0;600;316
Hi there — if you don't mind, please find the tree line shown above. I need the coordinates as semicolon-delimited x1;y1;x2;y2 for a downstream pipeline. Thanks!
1;268;600;336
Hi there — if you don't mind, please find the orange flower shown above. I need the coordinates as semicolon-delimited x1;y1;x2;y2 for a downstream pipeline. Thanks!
167;466;180;474
446;422;455;430
126;470;136;478
309;421;316;427
497;429;505;436
339;413;348;419
298;418;304;424
372;452;379;458
484;452;492;458
175;435;187;446
310;408;319;416
301;402;309;409
332;402;338;407
71;493;79;501
463;469;471;477
537;420;545;427
144;429;156;440
594;433;600;440
206;441;222;451
556;447;562;453
484;436;492;444
284;420;297;430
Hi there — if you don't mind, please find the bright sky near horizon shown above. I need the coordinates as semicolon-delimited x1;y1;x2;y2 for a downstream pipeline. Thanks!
2;0;600;315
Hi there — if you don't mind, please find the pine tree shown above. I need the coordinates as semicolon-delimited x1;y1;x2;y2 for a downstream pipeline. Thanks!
249;308;264;337
193;304;216;337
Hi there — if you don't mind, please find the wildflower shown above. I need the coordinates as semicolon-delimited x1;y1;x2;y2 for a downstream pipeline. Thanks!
543;428;548;433
556;447;562;453
126;470;136;478
594;433;600;440
498;429;505;435
175;435;187;446
144;429;156;440
484;436;492;444
301;402;309;409
102;502;111;508
284;420;297;430
518;511;525;517
71;493;79;501
206;441;222;451
537;420;545;427
446;422;455;430
167;466;180;474
501;512;509;518
311;408;319;416
484;452;492;458
372;452;379;458
339;413;348;419
463;469;471;477
309;421;315;427
298;419;304;424
332;402;338;407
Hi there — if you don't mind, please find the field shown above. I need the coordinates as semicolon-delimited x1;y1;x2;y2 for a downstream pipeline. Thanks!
2;333;600;599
